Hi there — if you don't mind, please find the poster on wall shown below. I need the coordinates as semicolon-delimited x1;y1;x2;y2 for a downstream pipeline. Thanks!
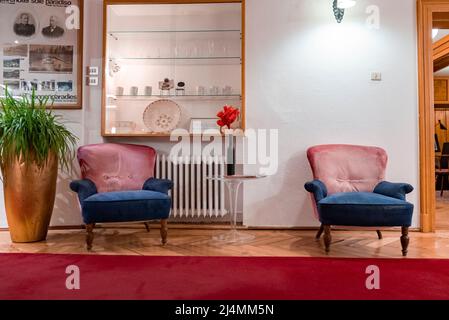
0;0;83;109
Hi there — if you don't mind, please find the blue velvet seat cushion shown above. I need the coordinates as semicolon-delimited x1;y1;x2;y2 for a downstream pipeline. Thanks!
318;192;414;227
82;190;171;224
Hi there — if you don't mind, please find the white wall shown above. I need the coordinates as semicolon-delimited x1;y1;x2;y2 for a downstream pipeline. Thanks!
0;0;420;229
244;0;420;228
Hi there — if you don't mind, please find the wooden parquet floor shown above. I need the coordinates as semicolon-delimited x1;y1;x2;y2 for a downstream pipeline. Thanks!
436;193;449;230
0;196;448;259
1;226;449;259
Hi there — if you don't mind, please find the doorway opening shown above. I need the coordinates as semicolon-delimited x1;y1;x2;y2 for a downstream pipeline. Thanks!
417;0;449;232
433;12;449;230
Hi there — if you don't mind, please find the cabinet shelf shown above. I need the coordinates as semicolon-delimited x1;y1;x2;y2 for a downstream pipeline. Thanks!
103;131;242;138
109;29;241;34
109;94;242;102
108;29;241;42
110;57;241;65
113;57;241;60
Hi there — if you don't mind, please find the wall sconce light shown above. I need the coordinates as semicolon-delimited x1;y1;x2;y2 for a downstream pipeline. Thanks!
333;0;357;23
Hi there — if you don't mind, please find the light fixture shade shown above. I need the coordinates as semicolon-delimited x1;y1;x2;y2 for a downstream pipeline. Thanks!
337;0;357;9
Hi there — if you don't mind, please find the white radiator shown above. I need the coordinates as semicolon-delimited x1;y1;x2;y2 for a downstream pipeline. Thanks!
155;155;228;218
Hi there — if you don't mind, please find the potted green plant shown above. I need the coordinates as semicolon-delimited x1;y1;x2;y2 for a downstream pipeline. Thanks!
0;88;77;243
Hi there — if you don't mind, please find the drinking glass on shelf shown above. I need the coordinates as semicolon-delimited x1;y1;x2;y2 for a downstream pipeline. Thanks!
223;86;232;95
210;86;220;96
222;44;228;57
116;86;124;96
199;40;209;57
192;42;199;58
208;40;216;57
197;86;206;96
219;39;229;57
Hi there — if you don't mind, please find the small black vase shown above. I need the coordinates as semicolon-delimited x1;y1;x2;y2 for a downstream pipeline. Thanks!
226;132;236;176
227;161;236;176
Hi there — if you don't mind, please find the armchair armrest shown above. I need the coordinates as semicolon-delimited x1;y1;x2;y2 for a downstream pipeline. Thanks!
304;180;328;202
373;181;414;201
143;178;174;195
70;179;98;204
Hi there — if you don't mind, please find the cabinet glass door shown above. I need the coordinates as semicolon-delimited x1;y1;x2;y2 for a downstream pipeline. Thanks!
103;2;243;137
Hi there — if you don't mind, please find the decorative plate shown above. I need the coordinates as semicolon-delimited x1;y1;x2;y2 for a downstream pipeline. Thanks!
143;99;181;133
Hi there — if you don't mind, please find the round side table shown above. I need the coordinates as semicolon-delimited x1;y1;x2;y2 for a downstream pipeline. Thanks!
207;175;267;244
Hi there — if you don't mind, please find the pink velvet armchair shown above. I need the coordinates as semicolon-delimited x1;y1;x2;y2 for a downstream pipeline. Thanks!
304;145;414;256
70;144;173;250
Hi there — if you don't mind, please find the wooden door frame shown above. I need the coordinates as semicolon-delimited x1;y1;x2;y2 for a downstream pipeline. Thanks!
417;0;449;232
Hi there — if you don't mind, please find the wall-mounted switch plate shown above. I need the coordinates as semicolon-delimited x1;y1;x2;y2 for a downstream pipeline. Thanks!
87;67;99;76
87;77;98;86
371;72;382;81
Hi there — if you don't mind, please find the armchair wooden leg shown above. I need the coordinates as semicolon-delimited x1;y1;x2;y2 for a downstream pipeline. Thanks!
160;219;168;246
376;230;383;240
323;225;332;253
86;224;95;251
401;227;410;257
316;225;325;240
144;222;151;233
440;175;446;198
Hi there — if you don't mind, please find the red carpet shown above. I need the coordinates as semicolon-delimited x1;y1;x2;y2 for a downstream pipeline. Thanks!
1;254;449;300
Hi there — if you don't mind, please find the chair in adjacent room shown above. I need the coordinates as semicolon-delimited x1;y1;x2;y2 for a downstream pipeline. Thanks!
436;142;449;197
304;145;414;256
70;143;173;251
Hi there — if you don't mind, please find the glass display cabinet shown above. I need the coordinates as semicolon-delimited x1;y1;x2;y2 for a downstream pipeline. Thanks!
102;0;244;137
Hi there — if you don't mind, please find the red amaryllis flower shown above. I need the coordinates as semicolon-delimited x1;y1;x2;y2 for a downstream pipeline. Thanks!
217;105;240;129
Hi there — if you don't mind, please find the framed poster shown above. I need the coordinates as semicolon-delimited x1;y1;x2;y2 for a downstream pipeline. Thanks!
0;0;83;109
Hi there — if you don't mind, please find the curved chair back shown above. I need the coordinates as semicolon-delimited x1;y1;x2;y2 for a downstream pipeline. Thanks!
78;143;156;193
307;145;388;195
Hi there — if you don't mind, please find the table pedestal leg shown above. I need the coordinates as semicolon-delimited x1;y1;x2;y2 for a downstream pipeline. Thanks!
212;180;255;244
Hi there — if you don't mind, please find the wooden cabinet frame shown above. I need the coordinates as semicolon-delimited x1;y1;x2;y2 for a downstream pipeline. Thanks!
101;0;245;137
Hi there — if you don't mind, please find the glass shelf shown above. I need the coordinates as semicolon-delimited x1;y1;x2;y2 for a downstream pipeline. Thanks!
108;30;241;42
113;57;241;60
110;94;242;101
109;57;241;66
109;29;241;34
103;131;227;137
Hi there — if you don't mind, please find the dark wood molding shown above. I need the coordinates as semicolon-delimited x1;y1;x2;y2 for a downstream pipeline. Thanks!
433;11;449;28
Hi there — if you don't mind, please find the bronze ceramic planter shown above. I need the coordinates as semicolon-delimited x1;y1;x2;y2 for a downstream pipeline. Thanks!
2;155;58;243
